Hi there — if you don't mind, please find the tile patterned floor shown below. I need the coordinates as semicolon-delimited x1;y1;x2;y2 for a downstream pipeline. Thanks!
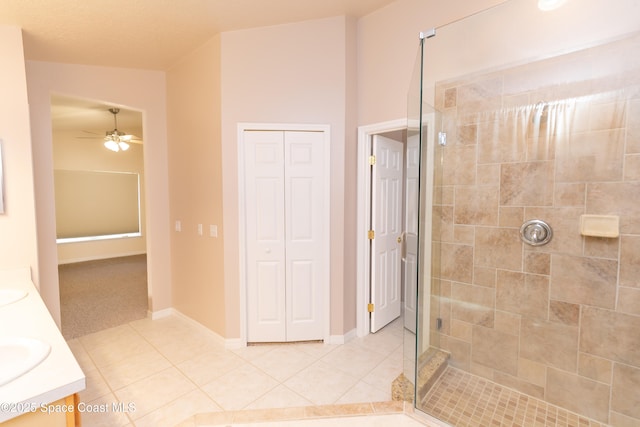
66;313;408;427
422;367;608;427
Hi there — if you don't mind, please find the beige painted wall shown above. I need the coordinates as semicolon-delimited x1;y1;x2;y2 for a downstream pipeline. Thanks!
357;0;508;126
53;130;147;264
220;16;355;338
26;61;171;325
166;36;225;335
0;27;39;285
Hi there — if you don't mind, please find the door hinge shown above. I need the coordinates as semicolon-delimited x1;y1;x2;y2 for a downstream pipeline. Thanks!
436;317;443;330
368;303;375;313
438;131;447;146
368;230;375;240
368;155;376;166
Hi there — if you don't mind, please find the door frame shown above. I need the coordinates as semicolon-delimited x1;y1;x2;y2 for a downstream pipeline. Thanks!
237;122;331;346
356;118;407;338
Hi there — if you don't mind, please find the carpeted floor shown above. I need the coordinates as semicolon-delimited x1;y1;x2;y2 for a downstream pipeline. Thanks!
59;254;148;340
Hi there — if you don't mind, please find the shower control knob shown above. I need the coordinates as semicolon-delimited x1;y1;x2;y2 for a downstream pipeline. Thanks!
520;219;553;246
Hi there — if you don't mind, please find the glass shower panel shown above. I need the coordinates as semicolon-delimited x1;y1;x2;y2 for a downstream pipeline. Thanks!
412;0;640;425
402;35;445;406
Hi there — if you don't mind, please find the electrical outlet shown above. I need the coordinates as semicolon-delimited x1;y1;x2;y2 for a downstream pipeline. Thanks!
210;225;218;237
175;220;181;232
197;224;203;236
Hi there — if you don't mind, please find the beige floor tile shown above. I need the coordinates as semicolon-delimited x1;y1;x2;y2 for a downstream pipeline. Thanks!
177;348;246;386
244;384;313;410
79;366;112;403
336;380;391;404
361;350;404;392
320;342;388;378
133;389;222;427
79;392;133;427
66;338;97;373
249;345;319;382
80;325;156;367
67;313;406;426
231;344;280;361
284;360;361;405
114;367;198;419
200;363;279;410
98;348;172;391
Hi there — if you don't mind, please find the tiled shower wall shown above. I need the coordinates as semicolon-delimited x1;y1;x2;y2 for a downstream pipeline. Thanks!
429;34;640;426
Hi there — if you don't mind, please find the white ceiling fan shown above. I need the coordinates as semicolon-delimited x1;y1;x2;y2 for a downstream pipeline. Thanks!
75;107;142;150
103;108;133;152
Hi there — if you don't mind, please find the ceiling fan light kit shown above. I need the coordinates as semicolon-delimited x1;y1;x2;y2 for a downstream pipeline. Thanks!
104;108;132;152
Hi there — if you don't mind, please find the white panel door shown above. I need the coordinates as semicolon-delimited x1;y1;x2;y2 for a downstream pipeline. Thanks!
245;131;287;342
371;135;403;332
403;133;420;333
284;131;325;341
245;130;325;342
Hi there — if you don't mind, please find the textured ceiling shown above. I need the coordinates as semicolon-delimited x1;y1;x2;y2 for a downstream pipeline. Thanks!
0;0;396;70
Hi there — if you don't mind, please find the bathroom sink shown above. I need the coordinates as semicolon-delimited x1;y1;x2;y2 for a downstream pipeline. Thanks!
0;337;51;386
0;289;28;308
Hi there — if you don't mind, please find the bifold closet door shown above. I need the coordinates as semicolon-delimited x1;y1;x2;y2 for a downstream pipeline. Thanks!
245;130;325;343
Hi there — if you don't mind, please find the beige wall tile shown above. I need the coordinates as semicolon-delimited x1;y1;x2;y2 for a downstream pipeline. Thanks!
524;251;550;275
444;88;457;109
624;154;640;181
434;205;453;243
578;353;612;384
587;182;640;234
611;363;640;419
589;100;626;131
580;306;640;366
477;163;500;185
454;185;499;226
457;124;477;145
450;319;472;342
447;337;471;371
494;310;520;336
474;227;522;271
493;371;545;399
500;161;554;206
609;411;640;427
550;254;618;309
584;236;619;259
471;325;519;376
518;357;547;388
620;235;640;288
554;182;586;207
450;282;495;327
499;206;524;228
549;300;580;326
440;243;473;283
473;266;496;288
453;225;474;245
520;318;579;372
556;129;625;182
617;287;640;316
496;270;549;320
627;127;640;154
525;207;584;255
477;116;527;164
457;76;503;106
546;368;610;423
442;145;476;186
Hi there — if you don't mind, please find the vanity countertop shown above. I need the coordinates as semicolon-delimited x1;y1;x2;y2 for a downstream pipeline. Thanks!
0;268;85;422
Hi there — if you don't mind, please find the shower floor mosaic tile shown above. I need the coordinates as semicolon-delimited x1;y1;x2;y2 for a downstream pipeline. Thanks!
422;367;607;427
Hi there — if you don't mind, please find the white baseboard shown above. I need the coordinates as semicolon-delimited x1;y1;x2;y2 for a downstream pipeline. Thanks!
58;251;147;265
147;308;243;349
327;328;357;345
